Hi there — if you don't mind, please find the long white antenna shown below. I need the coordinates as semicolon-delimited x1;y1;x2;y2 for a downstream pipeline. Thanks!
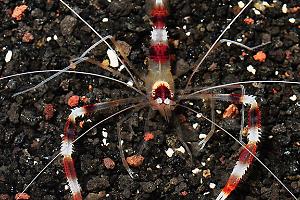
59;0;139;88
184;0;254;90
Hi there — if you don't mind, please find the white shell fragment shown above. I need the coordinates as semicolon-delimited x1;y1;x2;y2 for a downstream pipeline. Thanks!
107;49;119;68
247;65;256;75
127;80;134;87
199;134;207;139
102;18;109;22
165;148;174;157
192;168;201;174
175;146;185;153
289;95;297;101
282;4;288;13
209;182;216;189
192;123;199;129
238;1;245;8
5;50;12;63
289;18;295;24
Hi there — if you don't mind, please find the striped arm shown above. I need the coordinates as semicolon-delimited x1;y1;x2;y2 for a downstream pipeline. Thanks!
216;94;261;200
60;98;142;199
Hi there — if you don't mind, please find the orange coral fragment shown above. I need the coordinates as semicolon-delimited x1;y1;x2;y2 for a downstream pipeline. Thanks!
144;132;154;141
126;155;144;167
68;95;80;107
103;157;115;169
44;104;55;120
223;104;239;118
22;32;34;43
253;51;267;62
12;5;28;21
244;17;254;25
15;193;30;200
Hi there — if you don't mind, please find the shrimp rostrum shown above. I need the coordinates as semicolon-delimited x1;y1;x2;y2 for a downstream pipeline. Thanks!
0;0;299;200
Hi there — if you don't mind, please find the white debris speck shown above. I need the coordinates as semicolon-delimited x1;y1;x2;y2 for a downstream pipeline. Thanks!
5;50;12;63
107;49;119;68
289;94;297;101
282;4;288;13
203;191;210;195
253;8;261;15
53;35;58;40
289;18;296;23
60;134;64;138
238;1;245;8
192;123;199;129
118;64;125;72
262;1;271;6
186;31;191;36
127;80;134;87
216;110;222;114
102;138;109;146
209;182;216;189
165;148;174;157
46;36;52;42
156;164;161;168
226;42;232;47
188;102;194;106
268;135;273;139
192;168;201;174
207;157;211;162
247;65;256;75
102;17;109;22
175;146;185;153
106;194;110;197
107;0;111;2
275;70;279;75
65;185;69;190
196;113;202;118
102;130;108;138
183;25;187;30
199;134;207;139
33;161;38;165
201;162;206;166
236;38;242;42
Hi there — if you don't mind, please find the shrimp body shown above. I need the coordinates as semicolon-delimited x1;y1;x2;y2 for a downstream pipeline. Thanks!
145;0;175;120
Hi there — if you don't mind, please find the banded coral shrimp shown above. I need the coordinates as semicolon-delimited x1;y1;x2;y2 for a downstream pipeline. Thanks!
0;0;299;199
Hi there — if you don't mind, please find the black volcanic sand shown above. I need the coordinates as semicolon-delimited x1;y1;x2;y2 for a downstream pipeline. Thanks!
0;0;299;200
